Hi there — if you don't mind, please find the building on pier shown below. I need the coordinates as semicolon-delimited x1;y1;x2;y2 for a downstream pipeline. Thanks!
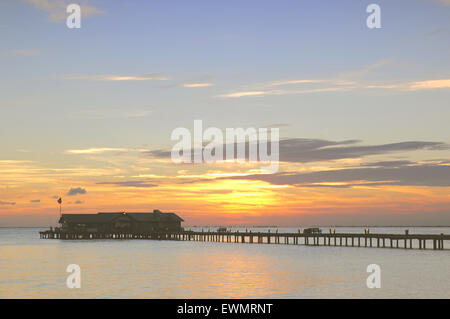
58;210;184;233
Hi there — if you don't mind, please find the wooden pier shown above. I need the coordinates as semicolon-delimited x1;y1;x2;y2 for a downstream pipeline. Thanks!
39;230;449;250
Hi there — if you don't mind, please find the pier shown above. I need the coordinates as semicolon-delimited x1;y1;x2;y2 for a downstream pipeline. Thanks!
39;229;449;250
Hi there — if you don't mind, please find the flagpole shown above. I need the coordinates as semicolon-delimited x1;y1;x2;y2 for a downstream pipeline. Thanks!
58;197;62;218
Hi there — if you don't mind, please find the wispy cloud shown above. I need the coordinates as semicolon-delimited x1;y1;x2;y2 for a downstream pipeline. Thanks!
30;199;41;203
276;139;447;163
218;87;355;98
66;147;129;154
434;0;450;6
218;91;268;98
0;201;16;206
217;58;449;98
0;160;33;164
63;74;168;81
71;108;152;120
182;83;213;88
65;147;147;154
424;28;450;38
220;162;450;188
269;79;329;87
2;49;41;57
365;79;450;90
149;138;448;163
97;181;158;188
338;59;393;79
218;78;450;98
408;79;450;90
26;0;103;22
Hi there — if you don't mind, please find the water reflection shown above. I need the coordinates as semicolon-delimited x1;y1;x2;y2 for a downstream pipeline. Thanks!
0;228;449;298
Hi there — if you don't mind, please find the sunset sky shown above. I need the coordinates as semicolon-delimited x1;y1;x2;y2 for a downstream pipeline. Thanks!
1;0;449;226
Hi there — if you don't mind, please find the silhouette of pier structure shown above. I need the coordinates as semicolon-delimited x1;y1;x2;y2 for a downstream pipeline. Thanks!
39;229;448;250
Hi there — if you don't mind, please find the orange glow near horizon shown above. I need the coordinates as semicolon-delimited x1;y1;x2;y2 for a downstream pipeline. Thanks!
0;153;450;226
1;154;449;226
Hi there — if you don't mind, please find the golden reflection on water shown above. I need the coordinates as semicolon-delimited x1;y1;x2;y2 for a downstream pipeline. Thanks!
171;248;345;298
0;242;352;298
1;228;449;298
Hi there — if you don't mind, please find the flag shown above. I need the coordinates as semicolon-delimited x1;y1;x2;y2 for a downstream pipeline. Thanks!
57;197;62;204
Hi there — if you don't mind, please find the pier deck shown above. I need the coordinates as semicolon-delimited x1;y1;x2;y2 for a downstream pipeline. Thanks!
39;230;449;250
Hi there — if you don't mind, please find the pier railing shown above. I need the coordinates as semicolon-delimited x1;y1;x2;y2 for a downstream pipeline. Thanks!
39;230;449;250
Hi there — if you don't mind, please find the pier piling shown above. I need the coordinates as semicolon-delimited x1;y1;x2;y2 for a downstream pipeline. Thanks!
39;230;448;251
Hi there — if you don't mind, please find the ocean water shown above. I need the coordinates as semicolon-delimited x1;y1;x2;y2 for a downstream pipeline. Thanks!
0;227;449;298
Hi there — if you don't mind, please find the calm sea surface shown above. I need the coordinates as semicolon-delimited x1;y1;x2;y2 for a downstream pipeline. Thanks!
0;227;449;298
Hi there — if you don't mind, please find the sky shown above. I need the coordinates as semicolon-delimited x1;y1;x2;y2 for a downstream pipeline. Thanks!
0;0;449;226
